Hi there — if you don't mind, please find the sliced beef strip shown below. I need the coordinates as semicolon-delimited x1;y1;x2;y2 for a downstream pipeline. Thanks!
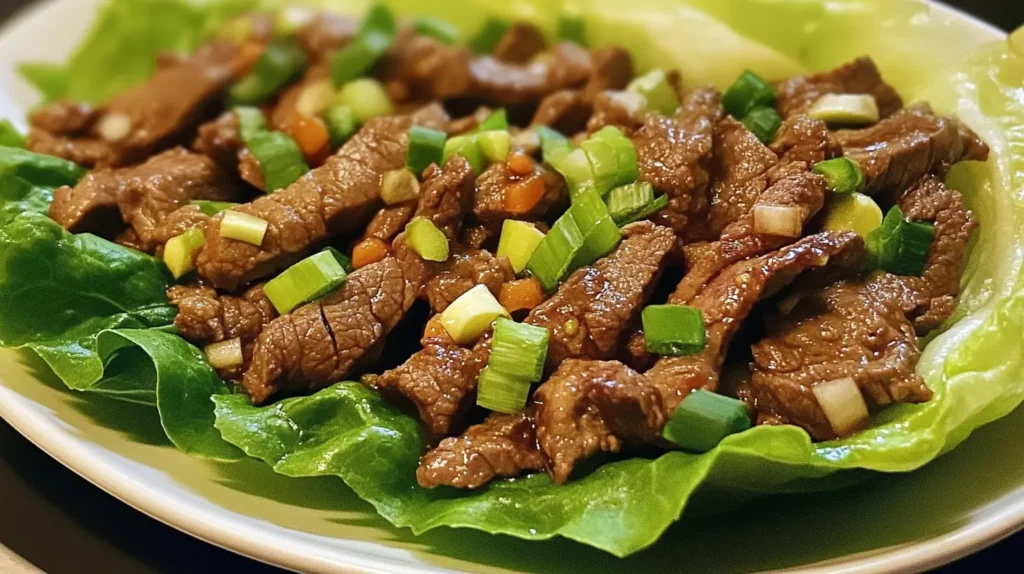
579;46;634;103
833;104;989;196
193;111;244;171
417;408;543;489
295;12;357;62
586;90;648;135
530;90;592;135
637;87;721;238
378;27;473;103
446;107;494;136
424;249;515;314
492;23;547;63
414;155;476;239
460;223;497;250
775;57;903;120
167;283;277;379
27;41;247;169
469;42;593;105
770;114;841;168
150;205;212;254
473;160;569;224
362;202;417;244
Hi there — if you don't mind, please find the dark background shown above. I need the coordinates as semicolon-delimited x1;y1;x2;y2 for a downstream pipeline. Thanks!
1;1;1022;572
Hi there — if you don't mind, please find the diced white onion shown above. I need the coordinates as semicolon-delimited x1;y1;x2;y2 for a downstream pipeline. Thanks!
440;284;510;345
812;377;870;437
381;169;421;205
808;94;880;125
97;113;132;142
205;338;244;369
512;129;540;154
753;205;803;238
295;80;336;118
606;90;648;116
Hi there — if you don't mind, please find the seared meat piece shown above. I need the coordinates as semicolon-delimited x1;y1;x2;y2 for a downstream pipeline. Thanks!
580;46;634;103
531;90;592;135
28;100;96;134
49;148;241;252
493;23;547;63
150;205;211;254
586;90;648;135
362;202;416;244
469;42;593;105
195;114;425;291
461;224;498;250
167;283;277;379
473;160;568;224
193;111;245;172
775;57;903;120
770;115;841;167
417;408;543;489
27;41;246;168
424;250;515;314
242;250;427;404
379;28;473;102
833;104;989;196
295;12;357;62
637;88;720;238
446;107;494;136
414;155;476;239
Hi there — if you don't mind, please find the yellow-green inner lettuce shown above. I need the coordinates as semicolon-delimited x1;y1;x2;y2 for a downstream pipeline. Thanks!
3;0;1024;557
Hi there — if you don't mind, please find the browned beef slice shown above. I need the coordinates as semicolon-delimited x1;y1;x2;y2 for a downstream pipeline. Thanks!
242;252;425;404
586;90;648;135
531;90;592;135
424;250;515;314
378;27;473;102
28;100;97;134
28;41;245;169
637;88;720;237
460;223;497;250
374;330;492;438
446;107;494;136
833;104;989;196
150;205;212;254
196;115;415;291
417;408;544;489
363;202;416;243
527;221;677;367
295;12;357;61
580;46;634;103
168;283;277;379
414;155;475;239
770;115;841;167
193;111;244;172
775;57;903;120
747;276;931;441
469;42;593;105
492;23;547;63
473;160;568;224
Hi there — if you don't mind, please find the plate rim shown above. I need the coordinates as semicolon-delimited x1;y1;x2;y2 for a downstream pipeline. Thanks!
0;1;1019;573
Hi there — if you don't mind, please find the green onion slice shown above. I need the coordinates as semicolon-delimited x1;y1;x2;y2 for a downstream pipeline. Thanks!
407;125;447;175
163;227;206;279
547;147;595;194
336;78;393;123
0;119;26;148
476;366;532;414
245;130;310;192
264;250;349;314
204;338;244;370
526;212;585;292
228;38;308;106
497;220;546;274
323;104;358;148
220;210;269;246
569;187;622;268
722;70;776;119
413;16;460;45
643;304;707;356
189;200;239;217
478;130;511;163
866;205;935;276
488;317;549;382
812;157;865;194
618;193;668;227
557;16;586;45
470;18;509;54
234;106;268;141
606;181;654;222
440;284;510;345
536;125;568;148
442;134;485;174
626;69;680;116
475;109;509;132
405;216;450;262
742;107;782;144
661;389;752;452
331;2;398;87
324;246;354;273
584;126;638;194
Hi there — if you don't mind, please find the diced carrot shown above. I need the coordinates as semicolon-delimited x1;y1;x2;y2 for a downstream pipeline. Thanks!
507;152;535;176
499;278;545;312
352;238;389;269
504;175;546;214
289;115;331;161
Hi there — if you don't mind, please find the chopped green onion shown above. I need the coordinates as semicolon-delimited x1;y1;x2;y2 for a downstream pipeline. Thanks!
557;16;586;45
526;212;585;292
547;147;595;193
413;15;461;45
163;227;206;279
643;305;706;356
228;38;307;106
264;250;348;314
606;181;654;222
323;104;358;148
331;2;398;87
812;157;865;194
470;18;509;54
0;119;26;148
823;192;883;238
204;338;244;370
189;200;239;216
741;107;782;144
752;205;803;238
661;389;752;452
476;366;531;414
488;317;549;382
626;69;680;116
583;126;639;194
324;246;354;273
440;284;510;345
234;106;268;141
442;134;485;174
866;205;935;276
569;188;622;269
245;130;310;192
406;125;447;175
536;125;568;148
381;168;420;205
497;220;546;274
618;193;668;226
478;130;511;163
808;93;880;125
475;109;508;132
722;70;776;119
220;210;269;246
812;377;870;437
336;78;394;123
405;216;449;262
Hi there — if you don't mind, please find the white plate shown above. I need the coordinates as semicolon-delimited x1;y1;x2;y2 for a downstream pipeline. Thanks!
0;1;1021;573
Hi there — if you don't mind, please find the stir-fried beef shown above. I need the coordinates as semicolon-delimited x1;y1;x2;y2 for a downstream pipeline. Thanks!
424;250;515;314
473;160;569;224
150;204;211;252
414;155;476;239
701;117;780;239
28;41;247;168
193;111;244;174
586;90;648;135
168;283;277;378
580;46;634;103
379;28;474;103
775;57;903;120
49;148;240;252
295;12;357;62
531;90;592;135
417;408;543;488
470;42;593;105
770;114;841;167
493;23;547;63
833;104;989;196
363;202;417;244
